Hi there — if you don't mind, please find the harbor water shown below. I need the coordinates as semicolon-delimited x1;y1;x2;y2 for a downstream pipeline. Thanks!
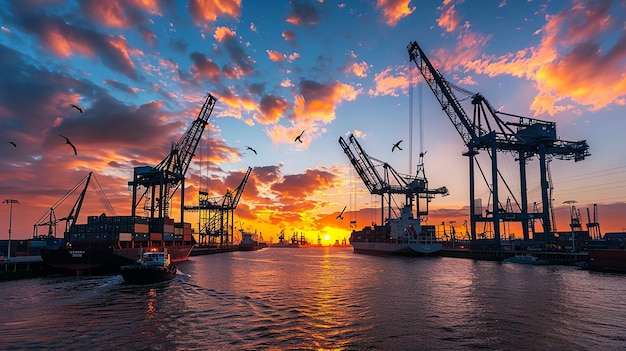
1;247;625;350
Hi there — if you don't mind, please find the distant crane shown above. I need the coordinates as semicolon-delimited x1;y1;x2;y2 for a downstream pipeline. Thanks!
407;41;590;246
586;204;601;240
185;166;252;247
128;93;217;226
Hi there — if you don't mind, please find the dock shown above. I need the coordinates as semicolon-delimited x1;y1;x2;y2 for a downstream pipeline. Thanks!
0;256;55;281
440;248;588;265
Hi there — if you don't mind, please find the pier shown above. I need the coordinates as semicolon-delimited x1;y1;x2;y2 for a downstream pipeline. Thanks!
0;256;54;281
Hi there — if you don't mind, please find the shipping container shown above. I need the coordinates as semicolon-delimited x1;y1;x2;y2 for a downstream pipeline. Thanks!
119;232;133;241
134;223;149;234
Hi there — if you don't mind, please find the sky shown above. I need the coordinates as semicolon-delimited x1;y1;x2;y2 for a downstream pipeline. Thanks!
1;0;626;245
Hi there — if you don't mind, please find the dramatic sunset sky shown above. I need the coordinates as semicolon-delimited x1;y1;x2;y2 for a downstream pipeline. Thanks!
1;0;626;245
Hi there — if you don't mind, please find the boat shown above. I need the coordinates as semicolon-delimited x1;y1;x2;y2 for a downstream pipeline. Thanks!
237;231;265;251
503;254;550;265
350;204;442;256
120;248;177;284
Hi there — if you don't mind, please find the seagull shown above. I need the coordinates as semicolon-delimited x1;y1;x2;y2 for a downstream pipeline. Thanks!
294;130;305;143
392;140;403;152
245;146;257;155
59;134;77;155
336;206;347;220
69;104;83;113
7;141;16;147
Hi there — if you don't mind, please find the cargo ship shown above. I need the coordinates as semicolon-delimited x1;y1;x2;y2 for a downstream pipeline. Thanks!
40;214;194;274
349;204;442;256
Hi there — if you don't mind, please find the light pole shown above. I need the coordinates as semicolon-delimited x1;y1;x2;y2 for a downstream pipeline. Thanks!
3;199;19;261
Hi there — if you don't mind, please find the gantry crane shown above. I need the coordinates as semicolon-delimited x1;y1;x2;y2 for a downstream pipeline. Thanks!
407;41;590;246
185;166;252;247
339;134;448;225
128;93;217;226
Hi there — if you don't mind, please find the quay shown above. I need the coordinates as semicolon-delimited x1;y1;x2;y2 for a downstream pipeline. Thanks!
440;248;588;265
0;256;54;281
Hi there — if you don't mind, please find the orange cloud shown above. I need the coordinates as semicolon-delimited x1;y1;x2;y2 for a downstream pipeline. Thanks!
107;35;137;71
267;49;287;62
376;0;415;26
84;1;128;28
271;169;338;199
348;61;369;78
214;26;236;42
459;0;626;115
188;0;241;24
258;95;289;124
282;30;296;41
190;52;221;81
44;28;95;58
437;2;460;32
82;0;161;28
293;80;360;126
368;66;409;97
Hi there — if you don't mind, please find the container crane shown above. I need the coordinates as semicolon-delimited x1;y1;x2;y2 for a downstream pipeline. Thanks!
128;93;217;226
338;134;448;225
407;41;590;247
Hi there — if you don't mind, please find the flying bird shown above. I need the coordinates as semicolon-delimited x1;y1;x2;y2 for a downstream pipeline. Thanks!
59;134;77;155
245;146;257;155
294;130;305;143
336;206;347;220
69;104;83;113
7;141;16;147
392;140;403;152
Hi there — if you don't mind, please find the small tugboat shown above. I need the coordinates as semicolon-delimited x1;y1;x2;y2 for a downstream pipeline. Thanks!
120;248;177;284
503;254;550;265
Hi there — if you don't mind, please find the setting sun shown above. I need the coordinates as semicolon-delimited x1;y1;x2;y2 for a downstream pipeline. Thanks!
324;234;330;241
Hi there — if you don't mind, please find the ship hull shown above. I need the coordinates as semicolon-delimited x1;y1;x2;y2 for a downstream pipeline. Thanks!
351;241;442;256
40;247;115;273
41;245;193;274
120;265;177;284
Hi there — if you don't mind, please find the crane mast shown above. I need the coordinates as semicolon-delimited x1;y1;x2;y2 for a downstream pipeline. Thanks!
407;41;590;247
129;93;217;225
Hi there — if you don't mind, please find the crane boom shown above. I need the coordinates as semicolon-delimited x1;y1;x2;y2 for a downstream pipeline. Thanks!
338;134;385;194
157;94;217;177
408;41;481;146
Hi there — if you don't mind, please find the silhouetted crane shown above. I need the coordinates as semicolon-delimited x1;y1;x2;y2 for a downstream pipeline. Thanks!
408;40;590;245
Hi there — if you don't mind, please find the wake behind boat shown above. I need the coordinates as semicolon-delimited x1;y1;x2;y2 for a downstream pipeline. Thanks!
121;248;176;284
